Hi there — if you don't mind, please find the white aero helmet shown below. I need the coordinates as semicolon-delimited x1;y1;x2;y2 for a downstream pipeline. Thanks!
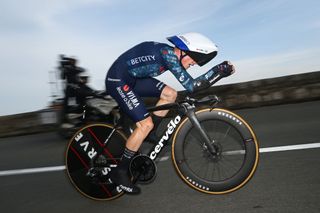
167;32;218;66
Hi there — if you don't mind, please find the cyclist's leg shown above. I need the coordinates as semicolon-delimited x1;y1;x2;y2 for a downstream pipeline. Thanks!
106;73;154;193
106;81;154;150
133;78;177;142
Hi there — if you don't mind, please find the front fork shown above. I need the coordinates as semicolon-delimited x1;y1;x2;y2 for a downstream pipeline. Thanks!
186;109;217;155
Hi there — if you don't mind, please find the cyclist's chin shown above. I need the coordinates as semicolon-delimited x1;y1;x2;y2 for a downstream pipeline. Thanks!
185;63;196;70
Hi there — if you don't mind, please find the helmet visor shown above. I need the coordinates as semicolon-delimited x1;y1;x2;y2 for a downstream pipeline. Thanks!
186;51;217;66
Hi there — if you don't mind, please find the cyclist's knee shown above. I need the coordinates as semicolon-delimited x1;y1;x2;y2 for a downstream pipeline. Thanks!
161;86;177;103
136;116;154;134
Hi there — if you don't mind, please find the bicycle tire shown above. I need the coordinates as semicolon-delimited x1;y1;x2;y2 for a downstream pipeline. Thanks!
172;108;259;194
65;123;127;200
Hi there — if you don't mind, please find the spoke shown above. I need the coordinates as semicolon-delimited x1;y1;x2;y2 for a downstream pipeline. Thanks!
188;158;206;176
219;156;242;175
187;131;205;148
215;160;231;180
221;125;231;144
203;160;210;179
216;161;222;181
201;120;216;139
211;161;217;181
213;121;218;140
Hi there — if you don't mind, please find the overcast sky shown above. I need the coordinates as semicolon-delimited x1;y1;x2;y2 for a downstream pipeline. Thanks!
1;0;320;115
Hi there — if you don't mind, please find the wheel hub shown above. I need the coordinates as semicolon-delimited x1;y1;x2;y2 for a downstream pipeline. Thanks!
203;142;222;162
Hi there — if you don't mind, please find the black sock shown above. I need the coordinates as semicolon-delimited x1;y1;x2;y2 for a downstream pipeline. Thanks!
118;147;136;170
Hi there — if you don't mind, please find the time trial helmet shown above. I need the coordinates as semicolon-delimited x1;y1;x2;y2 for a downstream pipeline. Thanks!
167;32;218;66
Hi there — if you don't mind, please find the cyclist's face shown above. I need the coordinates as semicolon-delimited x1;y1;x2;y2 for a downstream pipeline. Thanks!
180;53;196;70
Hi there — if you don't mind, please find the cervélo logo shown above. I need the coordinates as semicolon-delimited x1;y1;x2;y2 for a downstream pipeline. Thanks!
150;115;181;160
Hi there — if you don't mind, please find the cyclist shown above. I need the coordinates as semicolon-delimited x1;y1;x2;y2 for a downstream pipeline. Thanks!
60;57;101;128
59;56;86;127
106;32;235;194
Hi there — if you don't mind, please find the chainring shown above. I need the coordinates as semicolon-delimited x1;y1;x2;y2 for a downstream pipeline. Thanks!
129;154;157;184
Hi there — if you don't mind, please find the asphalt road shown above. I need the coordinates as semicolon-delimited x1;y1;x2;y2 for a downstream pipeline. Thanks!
0;100;320;213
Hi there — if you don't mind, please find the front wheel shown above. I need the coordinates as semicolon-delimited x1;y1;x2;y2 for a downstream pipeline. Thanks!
172;108;259;194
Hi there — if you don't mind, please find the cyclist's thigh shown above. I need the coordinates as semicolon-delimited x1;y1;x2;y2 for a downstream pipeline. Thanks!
133;78;166;98
106;76;150;123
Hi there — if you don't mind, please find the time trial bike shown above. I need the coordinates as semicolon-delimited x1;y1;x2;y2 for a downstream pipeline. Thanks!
65;94;259;200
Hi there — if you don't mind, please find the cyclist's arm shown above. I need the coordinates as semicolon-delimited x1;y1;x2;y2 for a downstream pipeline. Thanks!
197;61;235;87
161;47;234;93
160;47;207;93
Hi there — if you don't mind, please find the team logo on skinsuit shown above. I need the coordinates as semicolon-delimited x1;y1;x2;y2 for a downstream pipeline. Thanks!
116;86;140;110
179;74;185;82
128;55;156;66
123;85;130;92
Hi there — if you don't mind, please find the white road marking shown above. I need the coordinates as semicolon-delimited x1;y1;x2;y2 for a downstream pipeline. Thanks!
259;142;320;153
0;142;319;177
0;166;65;177
224;142;320;155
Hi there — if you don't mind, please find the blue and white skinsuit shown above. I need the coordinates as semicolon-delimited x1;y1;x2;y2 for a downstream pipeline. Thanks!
105;41;219;122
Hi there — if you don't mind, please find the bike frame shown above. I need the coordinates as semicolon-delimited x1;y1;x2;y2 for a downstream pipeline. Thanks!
111;96;219;162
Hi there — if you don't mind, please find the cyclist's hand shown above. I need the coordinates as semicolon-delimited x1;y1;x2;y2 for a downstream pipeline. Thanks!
217;61;235;77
